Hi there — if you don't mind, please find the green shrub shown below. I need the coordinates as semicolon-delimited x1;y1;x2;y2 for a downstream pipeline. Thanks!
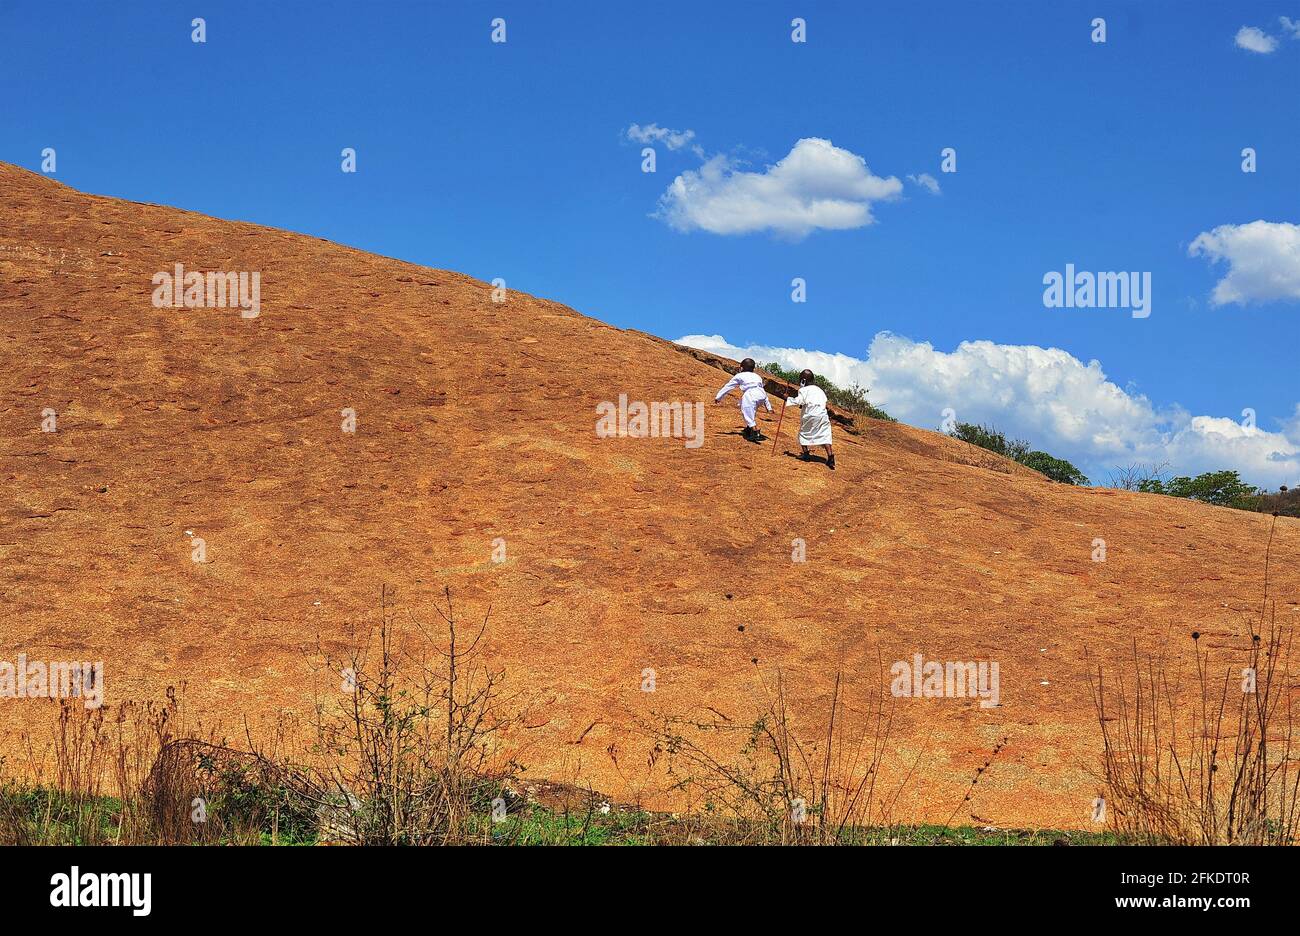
1019;451;1090;486
949;422;1029;462
1138;470;1259;509
948;422;1089;485
760;362;895;422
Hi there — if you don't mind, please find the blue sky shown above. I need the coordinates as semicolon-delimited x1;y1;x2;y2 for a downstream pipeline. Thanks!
2;0;1298;486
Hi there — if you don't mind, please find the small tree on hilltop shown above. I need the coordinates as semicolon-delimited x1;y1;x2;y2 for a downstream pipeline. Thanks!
1141;470;1259;509
1019;451;1089;486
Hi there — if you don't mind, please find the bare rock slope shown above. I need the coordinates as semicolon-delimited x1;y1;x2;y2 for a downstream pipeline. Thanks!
2;163;1295;827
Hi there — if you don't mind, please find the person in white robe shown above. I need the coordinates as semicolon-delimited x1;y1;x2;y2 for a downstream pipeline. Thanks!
786;369;835;469
714;358;772;442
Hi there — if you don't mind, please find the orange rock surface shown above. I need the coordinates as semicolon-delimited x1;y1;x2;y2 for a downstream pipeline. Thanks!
3;163;1296;827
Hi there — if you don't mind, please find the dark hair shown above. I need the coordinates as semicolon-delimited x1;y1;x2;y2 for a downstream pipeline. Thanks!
740;358;756;373
799;369;814;386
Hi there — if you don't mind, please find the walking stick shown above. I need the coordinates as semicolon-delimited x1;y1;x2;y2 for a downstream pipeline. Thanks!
770;396;788;455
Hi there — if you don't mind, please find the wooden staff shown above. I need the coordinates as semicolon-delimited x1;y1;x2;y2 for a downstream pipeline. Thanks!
770;396;788;455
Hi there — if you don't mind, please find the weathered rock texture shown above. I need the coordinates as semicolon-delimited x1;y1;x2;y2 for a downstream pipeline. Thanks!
2;163;1295;827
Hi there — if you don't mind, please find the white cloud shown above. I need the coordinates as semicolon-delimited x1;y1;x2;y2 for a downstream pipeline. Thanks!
1285;402;1300;437
677;332;1300;489
1188;221;1300;306
907;173;941;195
1235;25;1279;53
654;138;903;238
1280;16;1300;38
625;123;696;151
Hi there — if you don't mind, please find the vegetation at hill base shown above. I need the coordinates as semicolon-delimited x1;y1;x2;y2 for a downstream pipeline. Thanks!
5;576;1295;847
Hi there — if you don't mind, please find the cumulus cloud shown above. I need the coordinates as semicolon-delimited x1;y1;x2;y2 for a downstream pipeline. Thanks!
1188;221;1300;306
1285;402;1300;437
653;138;903;238
1235;25;1279;53
625;123;697;151
907;173;941;195
677;332;1300;488
1281;16;1300;38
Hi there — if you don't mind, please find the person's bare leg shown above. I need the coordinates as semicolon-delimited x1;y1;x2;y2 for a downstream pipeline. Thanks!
824;444;835;470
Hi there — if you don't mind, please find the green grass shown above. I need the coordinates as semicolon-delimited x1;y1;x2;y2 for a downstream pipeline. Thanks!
0;783;320;846
468;806;1118;846
885;824;1117;846
1;782;1119;845
0;786;125;845
471;807;658;846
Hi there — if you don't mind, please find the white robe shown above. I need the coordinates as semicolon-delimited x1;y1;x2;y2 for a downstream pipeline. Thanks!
715;372;771;427
787;384;833;446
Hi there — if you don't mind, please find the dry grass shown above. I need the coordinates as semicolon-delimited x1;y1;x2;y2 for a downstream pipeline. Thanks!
19;561;1289;846
638;665;934;844
0;587;521;846
1087;516;1300;844
298;585;522;844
